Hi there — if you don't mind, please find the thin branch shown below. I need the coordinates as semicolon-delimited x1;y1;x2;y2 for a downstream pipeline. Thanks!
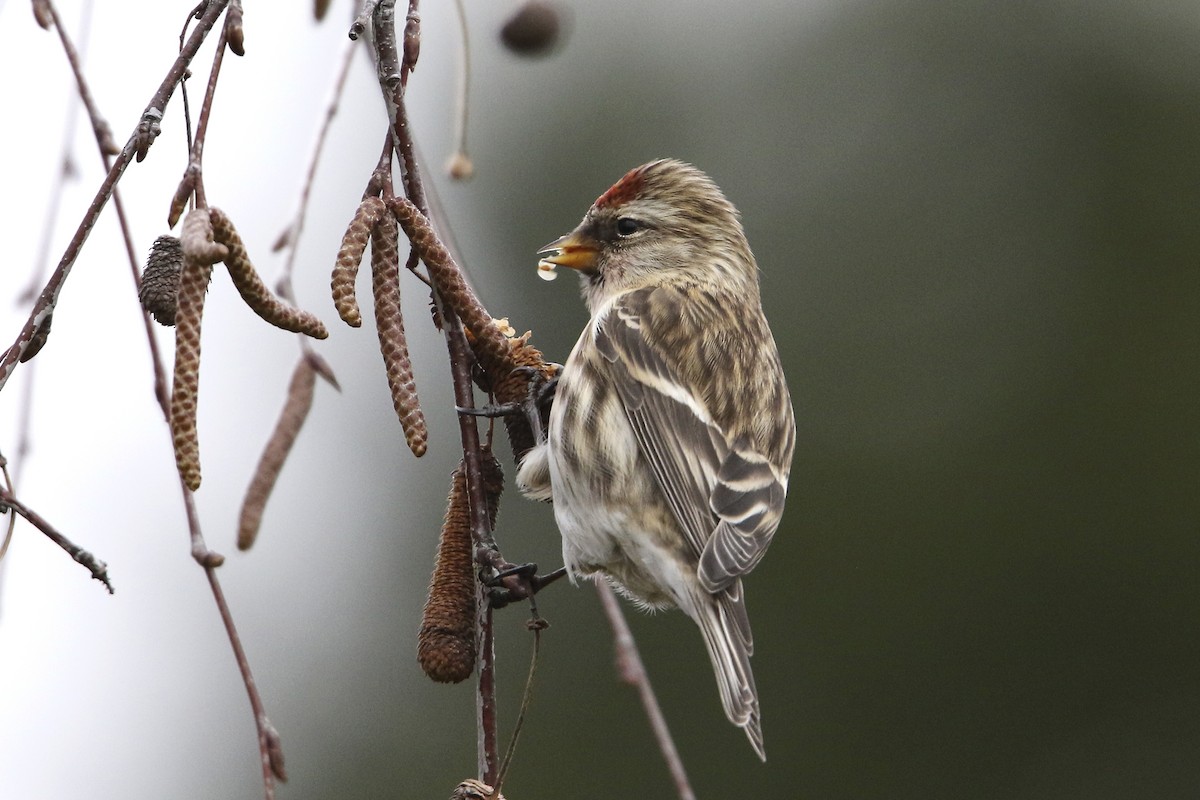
595;578;696;800
0;455;18;562
39;0;172;414
446;0;473;179
35;2;284;796
45;0;116;153
272;25;361;385
274;30;361;295
0;0;231;393
10;0;97;498
493;614;547;799
17;123;79;307
0;483;113;593
169;16;230;224
361;0;509;784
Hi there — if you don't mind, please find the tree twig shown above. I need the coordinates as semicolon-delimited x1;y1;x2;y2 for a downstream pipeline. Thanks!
8;1;97;527
32;3;286;796
168;15;230;224
360;0;512;783
0;482;112;593
446;0;473;179
0;0;231;394
595;578;696;800
274;28;361;300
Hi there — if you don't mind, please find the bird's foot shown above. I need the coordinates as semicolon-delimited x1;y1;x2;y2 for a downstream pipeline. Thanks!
457;365;559;441
485;562;568;610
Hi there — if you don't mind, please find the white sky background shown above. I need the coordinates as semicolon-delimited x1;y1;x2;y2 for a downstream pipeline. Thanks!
0;2;469;796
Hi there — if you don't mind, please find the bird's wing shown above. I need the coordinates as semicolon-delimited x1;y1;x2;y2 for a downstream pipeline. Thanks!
593;287;788;593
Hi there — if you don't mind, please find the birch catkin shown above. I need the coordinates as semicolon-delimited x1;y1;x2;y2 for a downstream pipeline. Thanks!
386;196;512;371
370;213;427;457
237;357;317;550
332;196;387;327
209;207;328;339
171;209;228;491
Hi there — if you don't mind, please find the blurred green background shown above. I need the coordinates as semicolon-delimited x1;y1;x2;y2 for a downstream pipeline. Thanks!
3;0;1200;798
439;1;1200;795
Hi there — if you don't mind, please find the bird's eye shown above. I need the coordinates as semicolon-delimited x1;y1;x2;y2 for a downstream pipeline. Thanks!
615;217;641;237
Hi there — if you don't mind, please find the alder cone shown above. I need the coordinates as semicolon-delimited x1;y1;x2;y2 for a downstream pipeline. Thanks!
139;235;183;326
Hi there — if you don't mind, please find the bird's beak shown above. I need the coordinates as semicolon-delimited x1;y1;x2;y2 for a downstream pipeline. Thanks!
537;231;598;281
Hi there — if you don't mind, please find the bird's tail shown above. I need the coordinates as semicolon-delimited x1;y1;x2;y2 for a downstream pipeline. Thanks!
691;580;764;760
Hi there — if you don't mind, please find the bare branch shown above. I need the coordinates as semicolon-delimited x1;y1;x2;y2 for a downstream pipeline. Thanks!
274;31;360;291
595;579;696;800
0;482;113;593
169;14;231;224
446;0;473;179
0;0;231;394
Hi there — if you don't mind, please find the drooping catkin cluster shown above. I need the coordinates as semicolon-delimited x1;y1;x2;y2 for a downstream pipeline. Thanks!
385;195;558;462
387;197;514;369
370;213;428;456
331;196;387;327
332;197;427;455
169;207;330;491
171;209;228;491
418;450;504;684
237;356;317;550
209;208;329;339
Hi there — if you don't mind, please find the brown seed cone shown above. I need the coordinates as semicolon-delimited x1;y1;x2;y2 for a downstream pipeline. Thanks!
486;329;557;406
139;235;184;326
332;196;387;327
237;356;317;550
208;207;329;339
418;451;504;684
388;196;557;461
386;197;515;373
171;209;227;491
370;214;428;457
490;330;559;462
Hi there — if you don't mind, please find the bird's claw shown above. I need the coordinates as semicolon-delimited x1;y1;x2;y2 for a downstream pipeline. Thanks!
456;402;521;418
485;564;568;609
457;366;560;441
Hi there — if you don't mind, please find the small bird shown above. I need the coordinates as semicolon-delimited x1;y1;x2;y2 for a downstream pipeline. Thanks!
517;159;796;759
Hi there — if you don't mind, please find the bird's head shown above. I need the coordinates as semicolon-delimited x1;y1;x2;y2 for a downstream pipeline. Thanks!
538;159;758;312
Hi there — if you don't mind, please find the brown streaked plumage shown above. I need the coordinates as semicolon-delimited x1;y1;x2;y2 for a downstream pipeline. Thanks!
518;159;796;760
